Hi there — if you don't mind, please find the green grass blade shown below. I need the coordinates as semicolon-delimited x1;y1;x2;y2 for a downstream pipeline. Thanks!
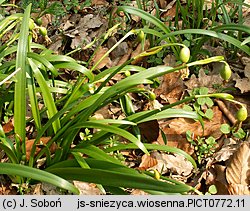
71;151;106;194
70;121;149;155
94;65;145;81
241;36;250;46
136;108;200;123
117;6;171;34
88;119;136;125
0;163;79;194
14;4;31;144
26;65;42;130
105;143;197;169
71;144;123;165
71;152;91;169
47;158;194;193
28;58;61;133
218;0;231;24
44;54;76;63
117;6;178;54
61;94;102;126
0;13;22;33
81;65;182;123
0;143;18;164
77;96;196;147
0;0;6;5
27;52;58;76
159;29;250;55
54;63;94;82
47;167;192;193
212;24;250;34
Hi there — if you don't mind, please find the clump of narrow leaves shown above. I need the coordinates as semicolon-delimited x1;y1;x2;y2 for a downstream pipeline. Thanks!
0;3;248;195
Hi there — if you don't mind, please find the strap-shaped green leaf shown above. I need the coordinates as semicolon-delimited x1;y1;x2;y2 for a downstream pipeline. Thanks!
14;4;31;144
0;163;79;194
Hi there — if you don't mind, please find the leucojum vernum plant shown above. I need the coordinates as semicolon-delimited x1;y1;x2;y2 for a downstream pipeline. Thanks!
0;3;248;195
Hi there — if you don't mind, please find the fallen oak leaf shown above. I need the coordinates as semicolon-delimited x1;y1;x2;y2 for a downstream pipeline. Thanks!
138;153;158;170
2;121;14;133
25;137;57;160
226;142;250;195
168;106;224;139
91;47;112;70
234;78;250;93
149;151;194;176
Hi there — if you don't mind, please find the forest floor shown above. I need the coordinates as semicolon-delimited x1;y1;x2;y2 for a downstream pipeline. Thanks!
1;0;250;195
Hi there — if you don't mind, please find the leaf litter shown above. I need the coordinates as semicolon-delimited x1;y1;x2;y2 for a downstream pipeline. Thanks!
1;0;250;195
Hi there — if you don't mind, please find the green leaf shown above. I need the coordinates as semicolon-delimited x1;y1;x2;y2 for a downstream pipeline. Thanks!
117;6;171;34
199;87;209;95
205;136;216;145
208;185;217;194
205;108;213;120
241;36;250;46
220;123;231;134
71;144;122;165
117;6;178;55
47;167;192;193
71;121;149;155
183;105;193;111
0;0;6;5
136;108;200;123
205;97;214;107
233;128;246;139
159;29;250;56
26;64;42;130
105;143;197;169
197;97;206;106
27;52;58;76
186;130;193;143
54;62;94;82
0;163;79;194
28;58;61;133
14;4;31;146
0;143;18;164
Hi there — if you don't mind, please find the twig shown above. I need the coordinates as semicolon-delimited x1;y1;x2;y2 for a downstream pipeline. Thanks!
214;99;237;125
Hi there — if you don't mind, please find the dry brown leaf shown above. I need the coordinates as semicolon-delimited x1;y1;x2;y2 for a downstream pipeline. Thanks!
149;151;194;176
131;189;149;195
155;71;185;103
116;48;133;66
158;126;194;154
206;164;229;195
2;121;14;133
234;78;250;93
169;106;224;139
73;181;102;195
228;184;250;195
91;47;111;70
185;69;223;92
138;153;158;170
91;0;109;6
78;14;103;30
226;142;250;195
25;137;57;160
241;57;250;79
70;33;89;49
92;105;112;120
214;138;239;162
161;1;177;19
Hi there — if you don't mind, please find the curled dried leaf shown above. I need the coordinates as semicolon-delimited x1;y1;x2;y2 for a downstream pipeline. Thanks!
226;142;250;195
